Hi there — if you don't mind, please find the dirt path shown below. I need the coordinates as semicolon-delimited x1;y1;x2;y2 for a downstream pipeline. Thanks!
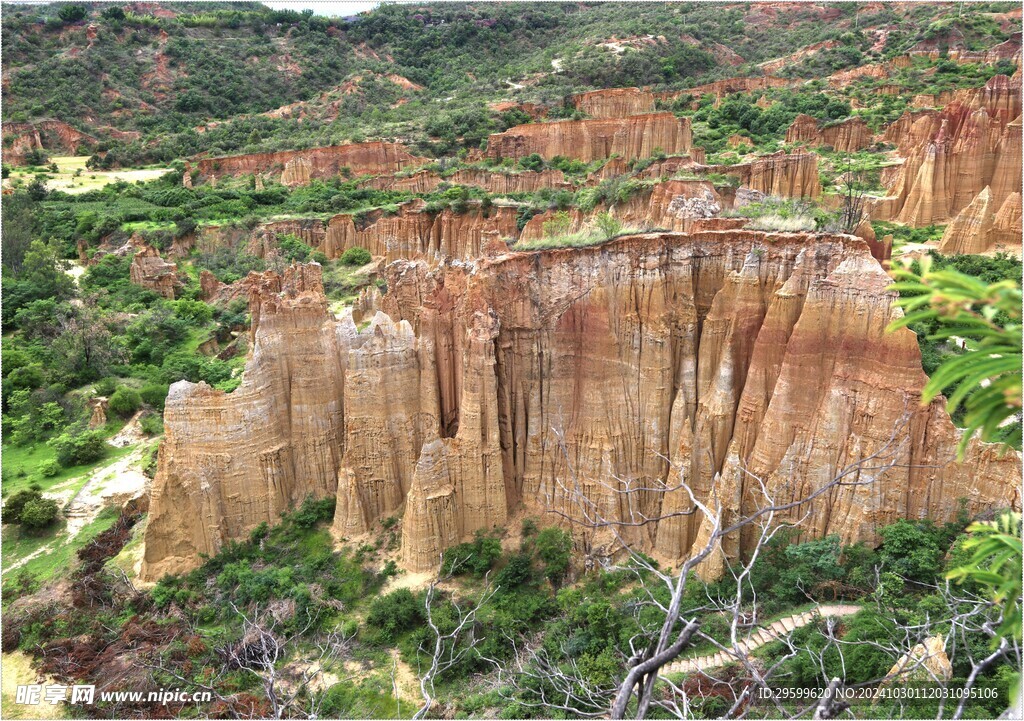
5;447;149;573
63;446;148;537
665;604;861;675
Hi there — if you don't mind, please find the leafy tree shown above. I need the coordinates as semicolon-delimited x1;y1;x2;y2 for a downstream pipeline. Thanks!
889;258;1021;453
534;527;572;584
594;212;622;240
3;487;45;524
878;519;944;583
947;511;1022;644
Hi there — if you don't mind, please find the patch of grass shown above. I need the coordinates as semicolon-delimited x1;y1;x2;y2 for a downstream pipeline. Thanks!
1;429;132;498
2;506;121;583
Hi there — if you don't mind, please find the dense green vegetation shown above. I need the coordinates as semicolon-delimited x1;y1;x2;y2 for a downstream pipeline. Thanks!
2;2;1015;164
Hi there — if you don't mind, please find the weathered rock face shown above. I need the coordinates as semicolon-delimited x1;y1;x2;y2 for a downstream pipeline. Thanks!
321;201;518;261
130;245;180;299
1;120;97;164
940;186;1024;255
248;219;327;258
785;115;872;153
705;152;820;199
194;141;425;183
872;78;1022;228
486;113;692;163
141;265;348;579
655;76;790;107
569;88;656;119
143;234;1020;580
280;156;313;187
361;168;567;195
520;180;723;241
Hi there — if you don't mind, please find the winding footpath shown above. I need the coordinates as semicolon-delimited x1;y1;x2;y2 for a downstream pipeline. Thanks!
665;604;861;676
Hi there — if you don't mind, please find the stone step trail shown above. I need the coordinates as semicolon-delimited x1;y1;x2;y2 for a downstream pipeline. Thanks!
664;604;861;676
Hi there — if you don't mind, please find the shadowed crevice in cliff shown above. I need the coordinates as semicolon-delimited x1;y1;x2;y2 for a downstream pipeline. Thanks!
140;232;1021;581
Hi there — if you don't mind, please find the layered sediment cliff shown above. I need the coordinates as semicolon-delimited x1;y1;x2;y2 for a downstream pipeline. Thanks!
569;88;656;119
785;115;872;153
486;113;692;162
142;233;1020;580
1;119;97;164
871;76;1022;229
193;141;424;183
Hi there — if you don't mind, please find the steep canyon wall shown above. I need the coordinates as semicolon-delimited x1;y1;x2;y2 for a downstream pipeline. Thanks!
142;234;1020;580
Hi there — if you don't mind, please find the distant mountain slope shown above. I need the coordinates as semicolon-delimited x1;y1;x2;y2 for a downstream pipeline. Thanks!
1;1;1018;165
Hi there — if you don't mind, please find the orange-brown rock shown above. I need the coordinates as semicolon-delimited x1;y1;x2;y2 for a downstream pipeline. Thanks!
569;87;656;118
1;119;97;164
362;167;568;195
785;115;872;153
706;152;820;199
280;156;313;187
874;99;1021;226
194;141;425;183
248;219;327;258
655;76;790;106
141;264;349;579
88;397;108;429
321;201;518;262
486;113;691;163
141;234;1020;579
940;187;1024;255
520;179;722;241
130;244;180;299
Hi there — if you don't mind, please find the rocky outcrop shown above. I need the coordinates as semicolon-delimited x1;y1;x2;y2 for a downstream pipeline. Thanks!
872;76;1022;227
785;115;872;153
141;264;348;579
656;76;790;107
361;168;568;195
248;219;327;258
321;201;518;261
569;88;656;118
280;156;313;187
486;113;692;163
520;179;723;241
710;152;821;199
940;187;1024;255
1;119;97;164
130;245;180;299
194;141;425;183
143;234;1020;580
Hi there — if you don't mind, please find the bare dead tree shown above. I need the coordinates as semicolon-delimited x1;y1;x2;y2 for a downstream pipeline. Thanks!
142;602;354;719
413;564;497;719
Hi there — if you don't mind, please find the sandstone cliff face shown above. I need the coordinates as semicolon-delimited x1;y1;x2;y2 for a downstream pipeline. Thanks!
321;202;518;261
194;141;424;183
360;168;567;195
940;186;1024;255
655;76;790;107
130;245;180;299
486;113;692;163
142;265;349;579
143;233;1020;580
704;152;820;200
872;76;1022;229
569;88;656;119
785;115;872;153
520;179;723;241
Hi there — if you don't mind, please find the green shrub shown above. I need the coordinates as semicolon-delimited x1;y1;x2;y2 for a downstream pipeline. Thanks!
441;530;502;577
3;488;44;524
139;412;164;436
49;429;108;467
366;588;422;643
340;246;372;266
38;459;62;478
140;383;170;410
109;387;142;417
94;377;117;397
19;497;60;530
535;527;572;584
